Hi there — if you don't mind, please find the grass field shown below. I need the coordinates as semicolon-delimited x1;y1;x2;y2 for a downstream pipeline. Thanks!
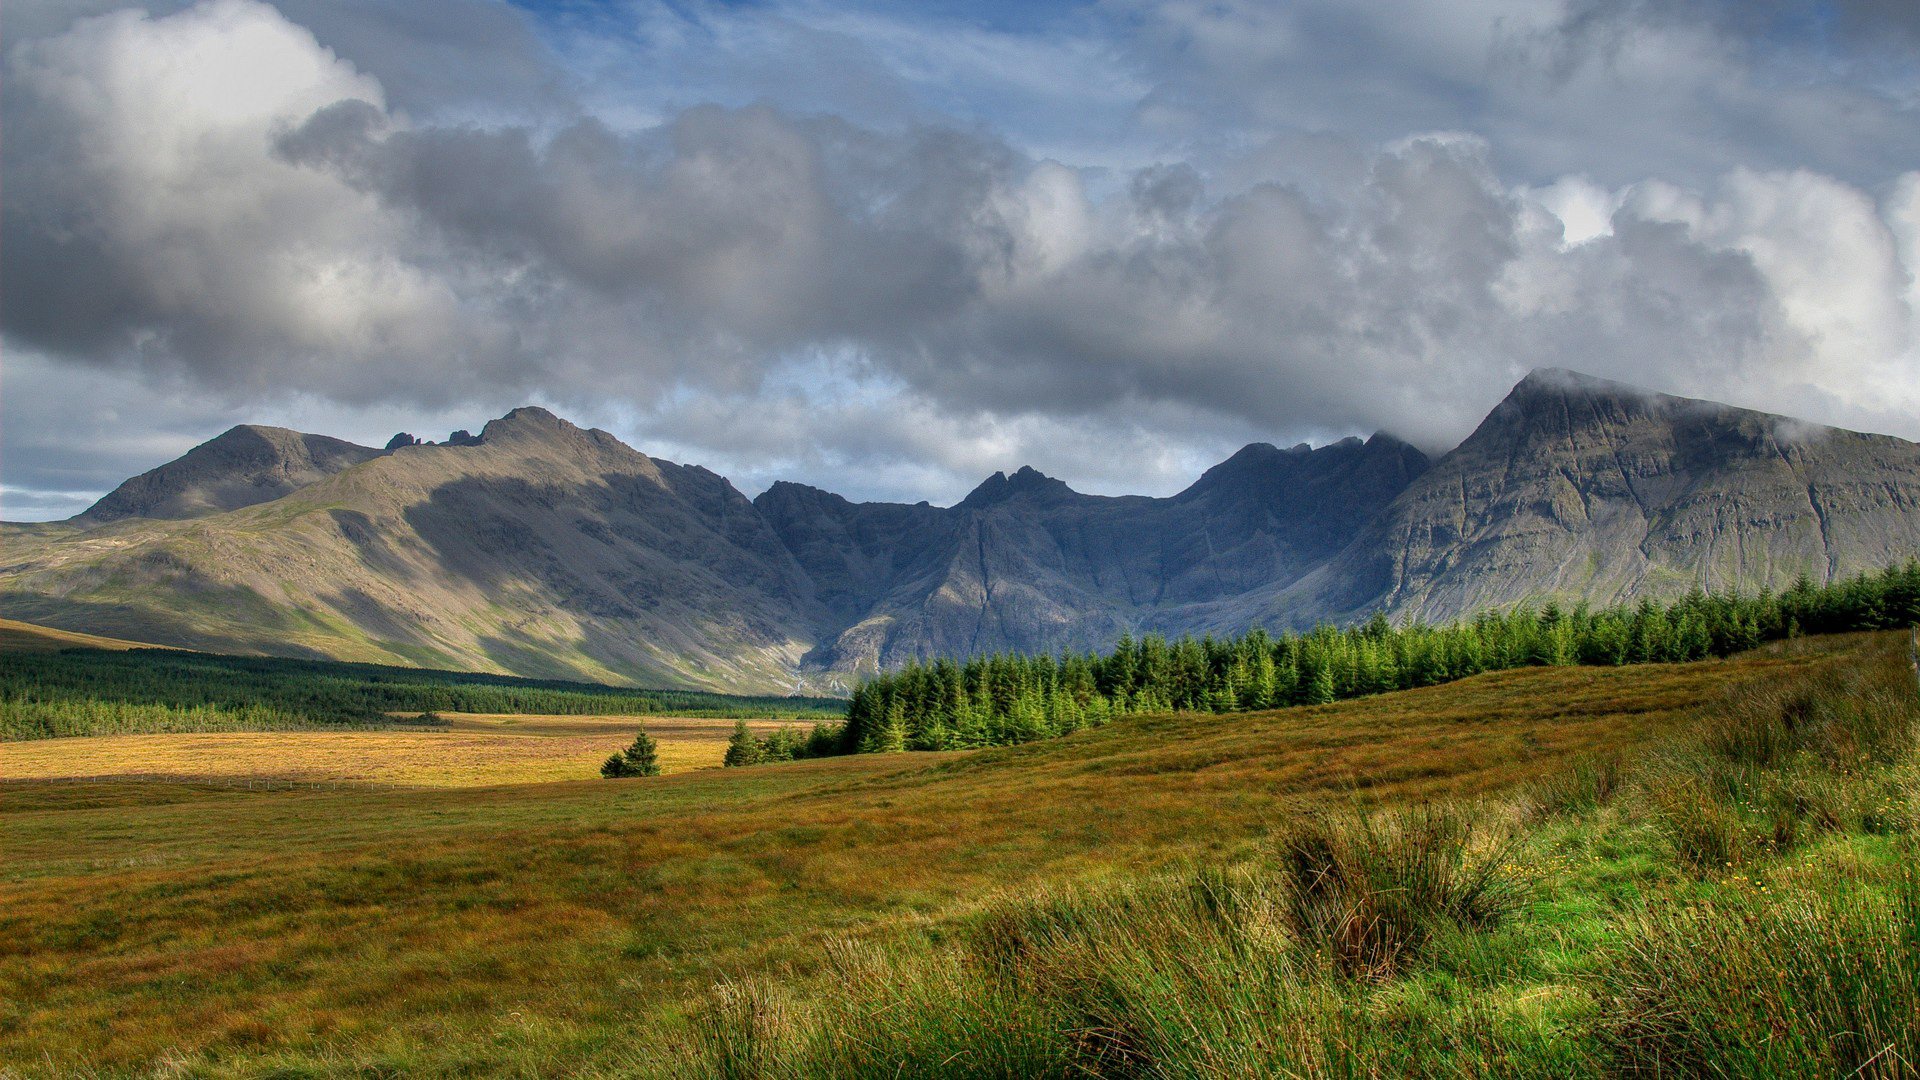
4;635;1882;1076
1;715;820;787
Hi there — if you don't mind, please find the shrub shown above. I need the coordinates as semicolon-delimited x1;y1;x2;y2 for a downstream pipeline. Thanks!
723;720;761;768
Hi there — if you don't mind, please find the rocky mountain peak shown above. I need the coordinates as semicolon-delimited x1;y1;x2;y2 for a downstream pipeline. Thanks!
957;465;1075;509
1504;365;1663;411
75;424;383;523
478;406;569;443
1182;434;1425;501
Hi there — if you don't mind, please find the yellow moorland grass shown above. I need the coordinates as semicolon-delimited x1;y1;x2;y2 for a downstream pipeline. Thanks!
0;635;1869;1076
1;715;818;787
0;617;164;653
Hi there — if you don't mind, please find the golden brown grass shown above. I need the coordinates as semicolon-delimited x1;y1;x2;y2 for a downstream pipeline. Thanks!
0;617;164;653
1;715;816;787
0;636;1864;1075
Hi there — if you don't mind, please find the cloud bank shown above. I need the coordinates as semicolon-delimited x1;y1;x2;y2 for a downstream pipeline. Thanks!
3;0;1917;517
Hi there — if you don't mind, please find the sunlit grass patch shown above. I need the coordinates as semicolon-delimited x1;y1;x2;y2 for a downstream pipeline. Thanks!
1;715;821;787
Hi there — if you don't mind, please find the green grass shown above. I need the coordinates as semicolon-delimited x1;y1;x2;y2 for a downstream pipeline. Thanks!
0;632;1912;1076
659;631;1920;1079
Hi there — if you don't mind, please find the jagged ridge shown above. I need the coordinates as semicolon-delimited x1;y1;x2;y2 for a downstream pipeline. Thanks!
5;370;1918;689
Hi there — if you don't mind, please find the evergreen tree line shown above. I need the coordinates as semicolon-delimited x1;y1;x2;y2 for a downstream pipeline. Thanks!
1;648;842;740
838;563;1920;755
722;719;847;767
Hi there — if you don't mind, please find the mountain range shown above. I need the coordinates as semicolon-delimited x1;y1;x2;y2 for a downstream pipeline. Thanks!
4;368;1916;693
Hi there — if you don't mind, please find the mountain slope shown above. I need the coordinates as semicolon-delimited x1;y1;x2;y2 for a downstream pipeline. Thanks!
76;425;385;524
1;409;826;691
1264;368;1920;625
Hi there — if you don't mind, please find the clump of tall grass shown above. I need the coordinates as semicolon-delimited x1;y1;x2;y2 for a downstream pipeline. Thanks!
1518;754;1624;821
1278;802;1529;979
1605;861;1920;1079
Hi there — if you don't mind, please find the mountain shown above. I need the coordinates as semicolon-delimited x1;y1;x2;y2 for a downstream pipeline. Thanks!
2;408;824;690
758;435;1431;671
1252;368;1920;627
75;425;385;523
4;370;1916;691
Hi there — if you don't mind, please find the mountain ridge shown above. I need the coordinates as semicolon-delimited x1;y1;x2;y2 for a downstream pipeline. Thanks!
7;369;1917;691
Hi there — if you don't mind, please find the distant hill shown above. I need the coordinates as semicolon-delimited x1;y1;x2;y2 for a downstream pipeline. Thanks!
3;408;827;691
4;370;1917;690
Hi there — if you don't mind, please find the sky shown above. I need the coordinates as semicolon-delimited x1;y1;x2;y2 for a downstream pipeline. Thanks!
3;0;1918;520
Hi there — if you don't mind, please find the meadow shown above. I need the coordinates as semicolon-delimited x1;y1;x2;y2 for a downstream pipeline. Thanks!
5;630;1910;1076
1;714;821;788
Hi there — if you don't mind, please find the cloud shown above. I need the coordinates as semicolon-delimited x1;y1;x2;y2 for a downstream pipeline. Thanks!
1122;0;1920;189
2;0;1917;521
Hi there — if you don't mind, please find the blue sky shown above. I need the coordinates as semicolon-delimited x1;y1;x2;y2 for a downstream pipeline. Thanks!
3;0;1917;519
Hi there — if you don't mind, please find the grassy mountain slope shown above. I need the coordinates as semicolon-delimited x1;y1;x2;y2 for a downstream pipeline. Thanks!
2;631;1893;1075
0;617;164;652
1;409;828;692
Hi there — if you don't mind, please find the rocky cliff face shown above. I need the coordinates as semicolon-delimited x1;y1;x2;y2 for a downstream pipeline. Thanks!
1258;369;1920;627
7;371;1917;690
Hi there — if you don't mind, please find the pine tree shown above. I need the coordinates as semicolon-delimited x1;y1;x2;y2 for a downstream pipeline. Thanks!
1305;660;1337;705
599;752;631;778
724;720;762;767
1246;649;1277;709
621;726;661;777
